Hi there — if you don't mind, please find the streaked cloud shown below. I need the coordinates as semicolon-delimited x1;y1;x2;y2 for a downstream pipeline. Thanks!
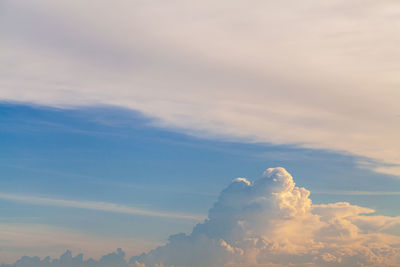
0;193;204;221
0;0;399;176
312;190;400;196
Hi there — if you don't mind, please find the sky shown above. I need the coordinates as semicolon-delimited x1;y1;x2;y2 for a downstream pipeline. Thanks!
1;0;400;266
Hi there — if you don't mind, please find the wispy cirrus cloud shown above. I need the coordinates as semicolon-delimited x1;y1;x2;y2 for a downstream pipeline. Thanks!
312;190;400;196
0;193;204;221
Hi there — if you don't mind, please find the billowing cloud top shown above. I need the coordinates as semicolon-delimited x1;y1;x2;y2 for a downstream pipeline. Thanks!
5;168;400;267
1;0;400;175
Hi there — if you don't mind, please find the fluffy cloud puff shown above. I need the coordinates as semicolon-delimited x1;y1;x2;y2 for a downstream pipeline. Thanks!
4;168;400;267
131;168;400;267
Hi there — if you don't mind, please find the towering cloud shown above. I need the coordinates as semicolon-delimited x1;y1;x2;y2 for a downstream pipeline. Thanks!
4;168;400;266
130;168;400;266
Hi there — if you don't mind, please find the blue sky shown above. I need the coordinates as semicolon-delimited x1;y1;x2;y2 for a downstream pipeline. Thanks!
1;102;400;263
1;1;400;266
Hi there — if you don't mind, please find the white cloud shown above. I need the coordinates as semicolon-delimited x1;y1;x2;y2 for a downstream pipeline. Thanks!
0;193;203;221
0;0;399;176
5;168;400;266
130;167;400;266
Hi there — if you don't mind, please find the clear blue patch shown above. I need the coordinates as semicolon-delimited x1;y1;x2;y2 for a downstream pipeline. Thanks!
0;102;399;239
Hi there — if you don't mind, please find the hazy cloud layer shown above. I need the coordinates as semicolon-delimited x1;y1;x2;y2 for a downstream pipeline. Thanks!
5;168;400;266
0;224;158;265
1;249;131;267
1;0;400;175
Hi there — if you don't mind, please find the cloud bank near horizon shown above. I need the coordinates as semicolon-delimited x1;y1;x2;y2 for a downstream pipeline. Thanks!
1;0;400;176
5;168;400;267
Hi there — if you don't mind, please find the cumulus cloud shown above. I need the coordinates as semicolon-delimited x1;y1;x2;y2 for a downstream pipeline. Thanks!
0;0;400;175
0;223;159;265
5;168;400;266
128;167;400;266
1;249;130;267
